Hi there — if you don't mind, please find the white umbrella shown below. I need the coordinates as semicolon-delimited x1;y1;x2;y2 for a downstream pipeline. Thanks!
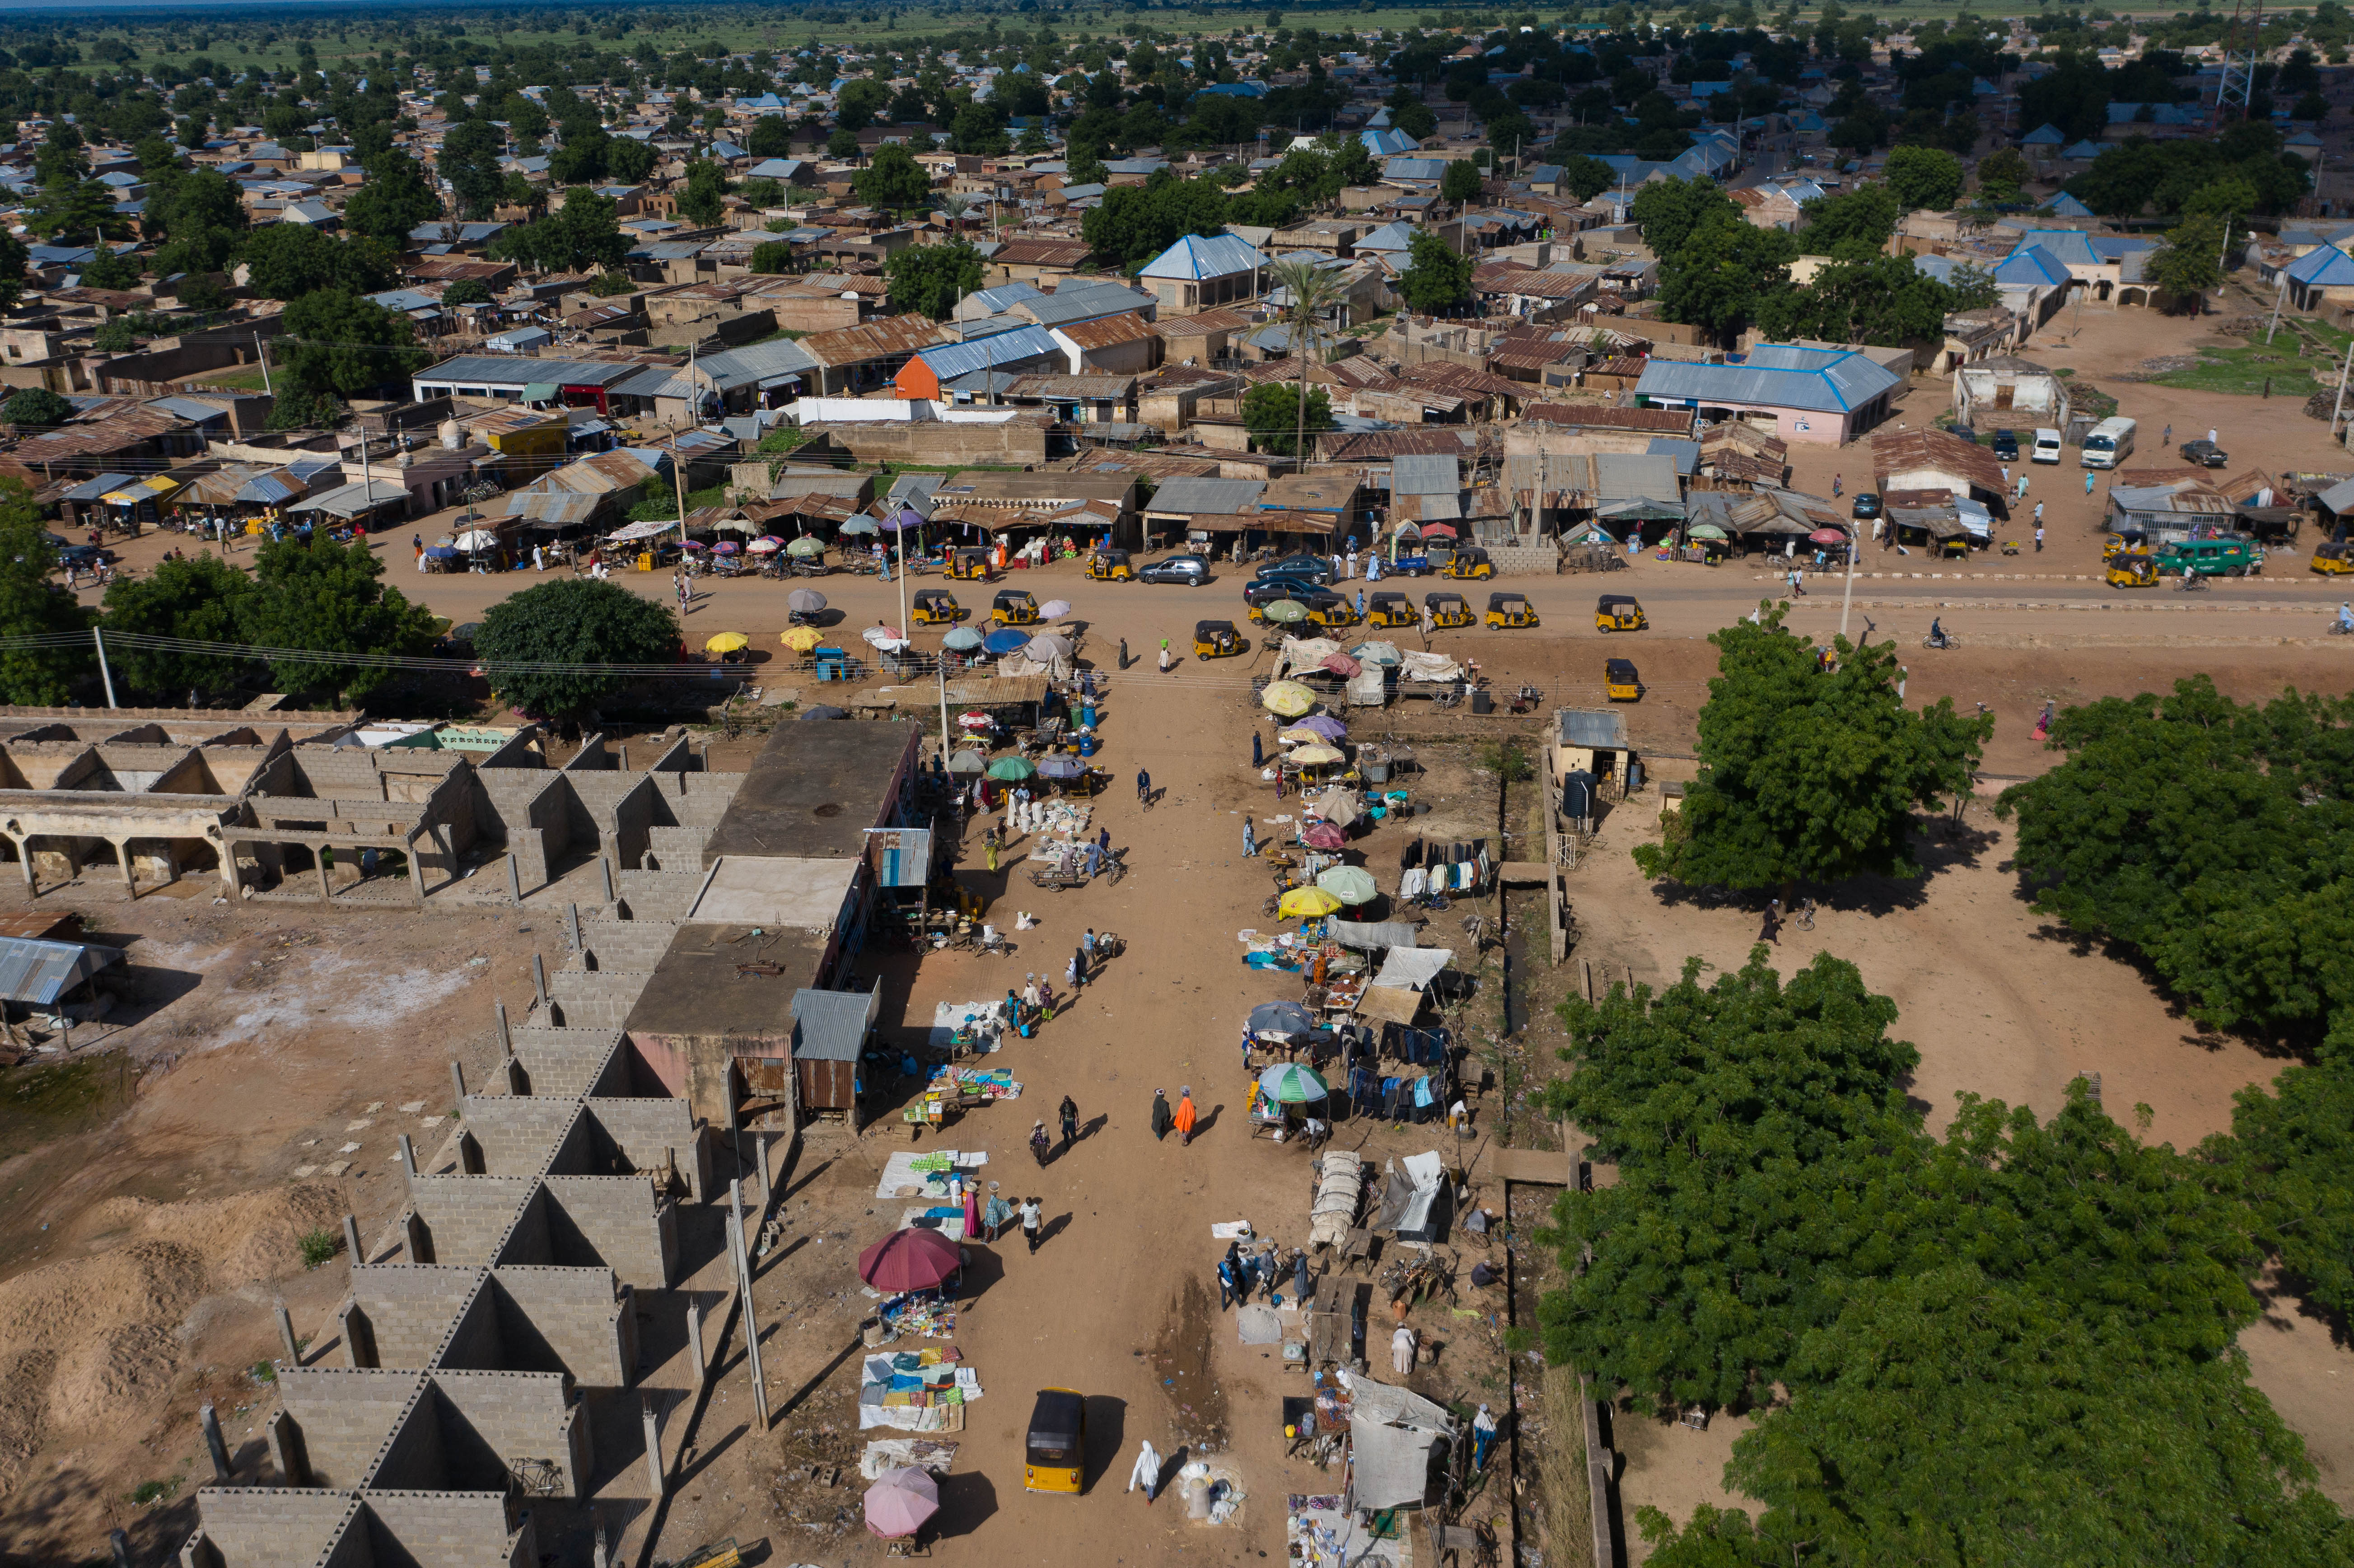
453;529;499;551
747;537;782;554
1039;598;1072;618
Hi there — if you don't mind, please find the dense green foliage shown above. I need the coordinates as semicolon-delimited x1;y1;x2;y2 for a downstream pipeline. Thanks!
1882;145;1964;211
0;481;91;704
4;387;74;427
474;577;680;720
1241;381;1331;457
885;238;984;322
1630;177;1796;345
2066;121;2311;221
1633;608;1990;890
97;555;256;697
239;223;394;300
277;288;430;398
1082;167;1228;273
855;142;931;212
1756;254;1995;348
487;192;628;275
238;537;436;701
1397;231;1471;313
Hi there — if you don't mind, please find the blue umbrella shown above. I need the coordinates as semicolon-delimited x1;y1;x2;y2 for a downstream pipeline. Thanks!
1038;756;1086;778
1247;1000;1314;1036
982;627;1031;655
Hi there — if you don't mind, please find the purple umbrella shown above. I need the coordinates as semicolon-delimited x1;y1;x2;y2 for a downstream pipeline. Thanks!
1295;715;1348;739
865;1467;940;1540
881;506;927;532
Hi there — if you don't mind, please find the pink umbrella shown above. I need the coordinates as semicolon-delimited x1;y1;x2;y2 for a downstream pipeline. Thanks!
857;1228;964;1293
1808;527;1850;545
1321;653;1362;677
864;1467;941;1539
1302;821;1347;849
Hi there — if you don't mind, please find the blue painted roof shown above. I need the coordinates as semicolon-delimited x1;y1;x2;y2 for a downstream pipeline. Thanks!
915;324;1065;381
2288;245;2354;286
1993;245;2073;287
2040;192;2094;217
1634;345;1901;414
1360;127;1420;156
1383;157;1452;182
2010;229;2103;267
1198;81;1268;98
2060;139;2104;159
1139;232;1269;281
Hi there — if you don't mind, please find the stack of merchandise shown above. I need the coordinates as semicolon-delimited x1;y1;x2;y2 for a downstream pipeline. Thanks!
1010;797;1093;843
874;1293;960;1342
858;1347;986;1432
931;1064;1023;1102
1285;1493;1403;1568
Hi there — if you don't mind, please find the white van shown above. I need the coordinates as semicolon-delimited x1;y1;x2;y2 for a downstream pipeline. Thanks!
2031;428;2063;464
2081;416;2136;470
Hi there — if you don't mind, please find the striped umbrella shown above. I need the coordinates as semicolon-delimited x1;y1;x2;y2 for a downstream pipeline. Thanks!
1258;1063;1330;1103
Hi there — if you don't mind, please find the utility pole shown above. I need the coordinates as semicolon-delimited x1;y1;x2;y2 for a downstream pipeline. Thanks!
254;331;273;395
1839;537;1858;642
92;628;117;708
2331;336;2353;440
669;338;698;567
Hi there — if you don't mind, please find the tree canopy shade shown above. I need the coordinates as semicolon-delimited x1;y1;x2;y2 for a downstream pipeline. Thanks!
1633;609;1990;890
440;119;508;221
277;289;431;399
4;387;73;428
487;192;629;275
1753;254;1994;348
1882;145;1965;211
1398;231;1473;313
854;142;931;212
1440;159;1484;203
2148;211;2227;304
473;578;680;720
1795;184;1898;259
238;224;396;300
1080;169;1229;273
885;239;984;322
0;481;91;703
98;555;254;697
1242;381;1333;457
238;537;436;701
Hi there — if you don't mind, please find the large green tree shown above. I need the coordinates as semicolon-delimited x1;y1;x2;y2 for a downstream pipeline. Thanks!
1241;381;1332;457
343;148;444;243
1796;184;1898;259
1397;231;1472;313
1633;608;1991;890
885;239;984;321
1884;145;1965;210
439;119;509;221
238;537;436;700
0;481;92;703
855;142;932;212
473;577;680;720
1439;158;1484;203
277;289;431;398
240;224;395;300
98;555;255;697
1080;169;1230;273
487;192;628;275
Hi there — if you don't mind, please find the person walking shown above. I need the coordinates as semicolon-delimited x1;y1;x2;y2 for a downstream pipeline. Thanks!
2163;423;2173;448
1897;664;1908;701
1346;546;1358;580
1355;587;1366;618
1038;979;1057;1023
1217;1251;1241;1310
1999;462;2009;488
984;828;1000;874
2085;471;2096;496
1118;636;1130;669
1760;898;1781;944
1151;1087;1173;1140
1020;1195;1042;1255
1173;1086;1198;1146
1126;1439;1162;1503
2033;500;2044;527
1793;565;1806;596
1083;929;1098;968
1391;1322;1417;1376
1252;730;1264;769
1059;1094;1079;1150
2208;426;2218;445
2034;525;2045;553
1242;816;1258;858
1832;473;1842;496
1135;769;1151;808
1070;946;1085;990
1472;1405;1499;1470
1158;638;1172;672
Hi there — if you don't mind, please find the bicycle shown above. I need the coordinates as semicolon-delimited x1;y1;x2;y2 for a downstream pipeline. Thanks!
1794;897;1817;931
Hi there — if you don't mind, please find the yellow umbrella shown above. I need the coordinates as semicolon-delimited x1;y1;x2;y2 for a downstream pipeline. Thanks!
1278;886;1344;919
705;632;750;654
1277;724;1326;744
1289;743;1345;765
781;626;823;652
1261;681;1317;717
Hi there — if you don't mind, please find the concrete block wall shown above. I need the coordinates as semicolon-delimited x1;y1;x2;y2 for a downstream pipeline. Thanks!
430;1370;586;1498
457;1095;584;1176
278;1369;427;1489
404;1177;537;1267
569;920;680;974
362;1383;448;1492
348;1266;475;1370
612;869;707;921
494;1188;555;1269
503;1028;624;1100
317;1509;379;1568
1490;542;1565;574
431;1275;501;1375
188;1488;363;1567
360;1489;529;1568
546;970;658;1030
487;1266;629;1386
570;773;659;869
471;773;568;891
583;1098;701;1198
643;825;709;870
540;1174;672;1288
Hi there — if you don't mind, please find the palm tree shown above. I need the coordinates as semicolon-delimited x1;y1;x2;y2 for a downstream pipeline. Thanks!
1266;256;1346;463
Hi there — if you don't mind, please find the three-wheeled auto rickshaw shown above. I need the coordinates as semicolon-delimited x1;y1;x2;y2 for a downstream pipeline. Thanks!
2313;541;2354;576
1025;1388;1087;1494
2107;551;2158;589
1194;619;1245;658
1304;593;1359;630
911;588;966;625
1443;546;1495;580
1088;548;1133;582
948;548;994;582
1366;591;1416;629
993;589;1042;625
1425;591;1473;629
1486;591;1538;629
1605;657;1642;700
1595;593;1647;632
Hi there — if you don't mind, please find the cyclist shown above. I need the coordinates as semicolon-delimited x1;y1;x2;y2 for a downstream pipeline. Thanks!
1929;617;1948;649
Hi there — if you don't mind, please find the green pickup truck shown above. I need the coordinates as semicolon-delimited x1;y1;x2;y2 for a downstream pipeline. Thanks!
2156;538;2264;578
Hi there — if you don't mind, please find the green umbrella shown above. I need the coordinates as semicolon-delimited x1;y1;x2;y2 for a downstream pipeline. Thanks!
786;537;826;556
1263;598;1309;623
986;756;1037;781
1316;865;1378;905
1258;1063;1330;1104
1685;523;1729;540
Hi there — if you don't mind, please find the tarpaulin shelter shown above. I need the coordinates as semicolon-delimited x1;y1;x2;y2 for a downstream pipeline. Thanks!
1308;1149;1366;1250
1370;1150;1449;1242
1341;1371;1458;1510
1325;920;1422;952
0;936;124;1005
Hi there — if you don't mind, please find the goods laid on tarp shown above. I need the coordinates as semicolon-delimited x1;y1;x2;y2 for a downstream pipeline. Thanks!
859;1437;957;1480
1308;1151;1367;1251
1008;798;1094;841
859;1348;985;1430
927;999;1011;1054
930;1065;1022;1102
875;1148;988;1200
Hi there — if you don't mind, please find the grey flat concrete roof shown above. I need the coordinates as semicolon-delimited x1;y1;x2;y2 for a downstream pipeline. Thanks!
701;722;917;864
687;855;859;929
623;922;826;1041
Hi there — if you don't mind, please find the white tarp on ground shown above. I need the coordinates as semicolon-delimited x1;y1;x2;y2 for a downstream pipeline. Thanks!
1398;649;1463;683
1309;1151;1366;1251
1348;668;1389;706
1373;947;1453;990
1326;920;1421;952
1340;1370;1458;1510
929;998;1010;1054
1237;1304;1284;1344
875;1149;987;1199
1370;1151;1447;1240
860;1438;959;1479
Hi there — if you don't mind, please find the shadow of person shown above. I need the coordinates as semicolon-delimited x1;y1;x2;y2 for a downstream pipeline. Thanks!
1082;1114;1110;1140
1196;1104;1224;1135
1041;1212;1074;1246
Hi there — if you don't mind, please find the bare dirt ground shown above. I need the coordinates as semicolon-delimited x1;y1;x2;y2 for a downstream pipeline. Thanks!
0;898;540;1566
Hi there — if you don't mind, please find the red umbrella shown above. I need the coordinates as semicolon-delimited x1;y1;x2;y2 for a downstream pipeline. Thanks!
858;1227;964;1293
1321;653;1362;677
1420;523;1459;538
1302;821;1347;849
1808;527;1850;545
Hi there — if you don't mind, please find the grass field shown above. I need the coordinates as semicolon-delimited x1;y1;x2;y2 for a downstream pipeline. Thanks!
2152;318;2354;398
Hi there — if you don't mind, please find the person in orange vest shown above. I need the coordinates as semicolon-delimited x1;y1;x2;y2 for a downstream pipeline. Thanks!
1174;1086;1198;1147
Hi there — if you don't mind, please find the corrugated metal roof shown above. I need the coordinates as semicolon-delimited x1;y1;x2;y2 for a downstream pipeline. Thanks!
415;355;645;389
1594;452;1683;504
1555;708;1628;751
791;983;878;1060
145;396;234;424
1138;232;1269;281
1634;345;1900;415
916;324;1065;382
0;937;123;1004
288;479;409;516
1025;282;1157;328
1389;453;1460;495
1142;475;1267;514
